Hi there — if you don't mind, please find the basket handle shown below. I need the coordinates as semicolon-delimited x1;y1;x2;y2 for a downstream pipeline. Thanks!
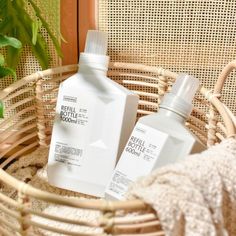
215;60;236;94
215;60;236;129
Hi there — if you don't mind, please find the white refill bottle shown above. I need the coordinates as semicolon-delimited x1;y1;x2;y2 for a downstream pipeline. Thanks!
105;74;205;200
47;30;139;197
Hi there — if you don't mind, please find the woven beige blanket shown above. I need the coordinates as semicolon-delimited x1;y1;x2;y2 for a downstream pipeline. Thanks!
128;138;236;236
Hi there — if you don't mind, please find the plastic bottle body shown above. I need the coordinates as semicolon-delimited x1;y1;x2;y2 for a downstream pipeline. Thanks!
47;70;139;197
48;30;139;197
105;108;205;200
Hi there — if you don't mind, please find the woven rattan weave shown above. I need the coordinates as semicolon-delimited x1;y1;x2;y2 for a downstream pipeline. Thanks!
98;0;236;117
0;60;235;235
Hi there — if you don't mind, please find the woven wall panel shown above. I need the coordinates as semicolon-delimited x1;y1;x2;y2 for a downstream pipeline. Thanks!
98;0;236;115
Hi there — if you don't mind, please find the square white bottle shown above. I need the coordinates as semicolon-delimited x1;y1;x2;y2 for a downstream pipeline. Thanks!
47;31;139;197
105;74;205;200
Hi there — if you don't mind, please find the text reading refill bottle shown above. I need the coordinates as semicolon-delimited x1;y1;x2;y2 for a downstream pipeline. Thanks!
105;74;205;200
47;31;139;197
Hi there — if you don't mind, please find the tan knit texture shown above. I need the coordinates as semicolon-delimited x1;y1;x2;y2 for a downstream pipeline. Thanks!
0;147;98;235
1;147;92;210
128;138;236;236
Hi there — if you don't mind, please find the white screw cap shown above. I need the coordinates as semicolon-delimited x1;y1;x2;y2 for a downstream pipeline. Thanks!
84;30;108;55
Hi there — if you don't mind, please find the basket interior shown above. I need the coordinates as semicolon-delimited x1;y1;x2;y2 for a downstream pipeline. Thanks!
0;64;231;236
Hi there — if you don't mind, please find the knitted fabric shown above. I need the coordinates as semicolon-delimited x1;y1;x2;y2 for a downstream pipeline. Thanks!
0;147;92;211
128;138;236;236
0;147;98;235
0;147;48;199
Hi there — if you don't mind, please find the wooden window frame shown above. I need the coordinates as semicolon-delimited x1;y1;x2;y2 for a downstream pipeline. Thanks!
60;0;97;65
60;0;78;65
78;0;97;53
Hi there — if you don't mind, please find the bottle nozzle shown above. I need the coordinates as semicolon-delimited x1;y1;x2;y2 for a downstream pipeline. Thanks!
160;74;200;118
171;74;199;102
79;30;109;73
84;30;108;55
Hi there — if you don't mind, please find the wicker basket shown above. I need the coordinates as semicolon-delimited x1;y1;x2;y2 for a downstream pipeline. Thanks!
0;61;235;236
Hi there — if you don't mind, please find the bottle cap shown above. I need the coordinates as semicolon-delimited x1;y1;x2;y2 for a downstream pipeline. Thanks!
84;30;108;55
171;74;199;103
79;30;109;72
160;74;199;118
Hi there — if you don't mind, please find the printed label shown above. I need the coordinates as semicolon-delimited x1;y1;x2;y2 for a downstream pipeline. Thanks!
51;92;93;167
106;123;168;199
54;142;83;166
63;95;77;103
60;105;88;126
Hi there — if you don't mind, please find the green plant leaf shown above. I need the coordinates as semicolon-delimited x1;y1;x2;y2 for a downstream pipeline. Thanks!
32;21;38;45
31;34;50;69
32;19;42;45
0;0;7;16
0;65;16;79
0;53;5;66
0;15;12;34
0;100;4;118
0;0;63;79
3;26;23;70
12;1;50;69
6;46;22;70
0;34;22;49
28;0;63;58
